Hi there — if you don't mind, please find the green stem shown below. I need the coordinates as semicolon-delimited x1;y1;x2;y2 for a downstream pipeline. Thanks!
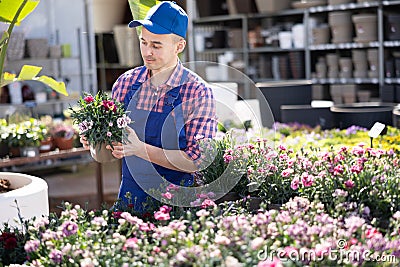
0;0;28;85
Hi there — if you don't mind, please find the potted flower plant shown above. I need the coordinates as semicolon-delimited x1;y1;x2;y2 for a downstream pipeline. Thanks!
8;118;47;157
49;121;76;150
70;92;131;163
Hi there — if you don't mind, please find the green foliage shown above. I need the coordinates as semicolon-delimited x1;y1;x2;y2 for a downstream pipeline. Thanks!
69;92;131;147
7;118;47;147
128;0;160;36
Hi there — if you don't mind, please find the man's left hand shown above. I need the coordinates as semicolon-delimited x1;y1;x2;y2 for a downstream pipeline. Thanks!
106;126;144;159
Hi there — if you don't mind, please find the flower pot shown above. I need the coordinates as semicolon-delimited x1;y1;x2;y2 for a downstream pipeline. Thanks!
90;143;117;163
352;14;377;43
0;172;49;228
92;0;127;33
20;146;40;157
54;136;74;150
9;146;20;158
215;192;241;204
246;197;263;211
39;137;54;153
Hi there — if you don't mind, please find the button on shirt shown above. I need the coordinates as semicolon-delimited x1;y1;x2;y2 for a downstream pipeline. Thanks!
112;62;217;161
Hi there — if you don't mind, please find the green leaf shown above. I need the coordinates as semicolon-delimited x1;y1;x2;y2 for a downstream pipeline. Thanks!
0;31;9;47
0;0;40;25
1;65;68;96
128;0;160;36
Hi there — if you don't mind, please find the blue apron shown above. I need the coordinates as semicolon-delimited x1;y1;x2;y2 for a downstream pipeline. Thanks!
118;67;193;211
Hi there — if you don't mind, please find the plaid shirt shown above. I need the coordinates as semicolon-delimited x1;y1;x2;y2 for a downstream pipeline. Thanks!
112;61;217;161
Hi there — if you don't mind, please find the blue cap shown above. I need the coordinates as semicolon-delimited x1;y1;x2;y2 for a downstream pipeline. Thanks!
128;1;188;38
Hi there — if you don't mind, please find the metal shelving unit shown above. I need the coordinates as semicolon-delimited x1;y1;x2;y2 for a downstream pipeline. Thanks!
190;0;400;101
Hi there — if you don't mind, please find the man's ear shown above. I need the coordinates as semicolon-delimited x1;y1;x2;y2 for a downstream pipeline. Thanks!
176;39;186;54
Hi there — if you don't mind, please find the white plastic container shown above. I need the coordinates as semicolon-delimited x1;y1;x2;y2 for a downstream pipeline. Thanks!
278;31;292;49
8;81;23;104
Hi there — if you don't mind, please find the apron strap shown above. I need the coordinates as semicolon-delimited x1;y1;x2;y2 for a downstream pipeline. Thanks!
163;69;189;139
124;67;147;110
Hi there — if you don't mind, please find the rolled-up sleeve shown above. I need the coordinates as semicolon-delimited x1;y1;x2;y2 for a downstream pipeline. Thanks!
183;84;217;162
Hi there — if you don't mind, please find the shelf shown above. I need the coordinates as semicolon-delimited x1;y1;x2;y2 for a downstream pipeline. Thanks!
9;57;80;63
191;0;400;101
196;48;244;54
309;1;380;13
385;78;400;84
193;14;245;23
247;8;305;18
384;41;400;47
310;41;380;50
312;78;379;84
96;63;138;69
2;154;93;173
383;1;400;6
249;47;305;53
0;99;77;108
253;78;312;86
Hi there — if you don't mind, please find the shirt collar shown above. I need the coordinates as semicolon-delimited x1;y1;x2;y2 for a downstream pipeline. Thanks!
165;60;184;88
138;61;184;88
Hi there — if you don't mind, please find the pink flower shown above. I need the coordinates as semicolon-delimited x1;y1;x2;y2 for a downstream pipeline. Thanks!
281;168;293;178
350;164;363;174
301;172;314;187
258;256;283;267
154;205;172;221
154;211;170;221
84;95;94;103
166;184;180;192
117;115;131;128
201;199;216;209
290;176;299;190
123;237;138;251
162;192;173;199
344;179;355;189
223;154;234;163
102;100;116;112
278;144;287;151
365;227;381;239
107;132;112;137
159;205;172;214
333;165;344;175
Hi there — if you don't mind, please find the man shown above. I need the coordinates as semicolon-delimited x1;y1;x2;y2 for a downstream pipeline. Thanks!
81;1;217;211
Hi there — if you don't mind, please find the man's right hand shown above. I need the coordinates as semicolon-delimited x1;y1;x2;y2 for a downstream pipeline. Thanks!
79;135;90;150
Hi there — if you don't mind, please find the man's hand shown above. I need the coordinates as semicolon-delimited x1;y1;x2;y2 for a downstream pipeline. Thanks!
79;135;90;150
106;127;144;159
106;126;197;172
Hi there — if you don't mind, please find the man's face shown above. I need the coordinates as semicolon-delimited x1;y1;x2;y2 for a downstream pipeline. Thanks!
139;28;185;73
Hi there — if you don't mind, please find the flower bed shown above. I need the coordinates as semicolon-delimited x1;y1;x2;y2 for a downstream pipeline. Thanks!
2;199;399;266
1;124;399;266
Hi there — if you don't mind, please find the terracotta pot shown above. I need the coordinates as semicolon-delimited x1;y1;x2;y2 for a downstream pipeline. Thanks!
90;143;117;163
54;137;74;150
39;137;54;153
9;146;20;158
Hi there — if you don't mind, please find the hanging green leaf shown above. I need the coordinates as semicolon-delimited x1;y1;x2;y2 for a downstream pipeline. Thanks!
128;0;160;36
0;0;68;97
0;0;40;25
2;65;68;96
